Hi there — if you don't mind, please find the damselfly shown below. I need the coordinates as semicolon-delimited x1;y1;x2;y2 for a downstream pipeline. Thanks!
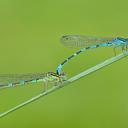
56;35;128;75
0;72;66;91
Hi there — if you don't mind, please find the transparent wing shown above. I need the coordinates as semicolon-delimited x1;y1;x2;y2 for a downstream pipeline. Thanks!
0;73;47;86
61;35;115;47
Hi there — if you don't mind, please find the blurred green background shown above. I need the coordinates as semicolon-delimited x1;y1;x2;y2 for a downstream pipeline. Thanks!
0;0;128;127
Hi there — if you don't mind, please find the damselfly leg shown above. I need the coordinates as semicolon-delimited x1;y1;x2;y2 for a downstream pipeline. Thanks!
113;45;121;56
113;44;126;56
43;81;48;92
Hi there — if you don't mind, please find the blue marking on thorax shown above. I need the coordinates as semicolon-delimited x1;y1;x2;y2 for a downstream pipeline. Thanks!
117;37;127;42
112;38;126;45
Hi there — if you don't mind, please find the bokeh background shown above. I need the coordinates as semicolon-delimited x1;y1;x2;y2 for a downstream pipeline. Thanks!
0;0;128;127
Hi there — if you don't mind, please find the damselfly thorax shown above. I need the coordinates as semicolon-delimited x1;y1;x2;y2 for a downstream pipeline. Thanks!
42;72;67;91
44;72;66;84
